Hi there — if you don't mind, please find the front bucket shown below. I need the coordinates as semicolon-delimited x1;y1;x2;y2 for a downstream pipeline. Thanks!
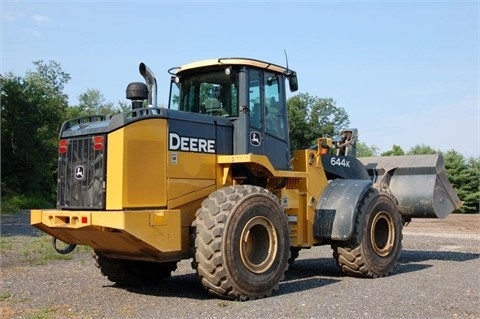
359;154;462;219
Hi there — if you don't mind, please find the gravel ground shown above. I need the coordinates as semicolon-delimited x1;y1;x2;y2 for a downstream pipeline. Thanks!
1;212;479;319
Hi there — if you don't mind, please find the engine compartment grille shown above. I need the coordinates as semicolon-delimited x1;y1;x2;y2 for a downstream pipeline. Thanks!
57;135;106;209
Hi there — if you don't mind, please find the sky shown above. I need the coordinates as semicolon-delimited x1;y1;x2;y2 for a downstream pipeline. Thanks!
2;0;479;158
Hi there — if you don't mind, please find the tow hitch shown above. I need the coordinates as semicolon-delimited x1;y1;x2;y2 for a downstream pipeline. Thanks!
52;237;77;254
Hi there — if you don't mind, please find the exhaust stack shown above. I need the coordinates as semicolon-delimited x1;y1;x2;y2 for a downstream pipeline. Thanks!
139;62;157;107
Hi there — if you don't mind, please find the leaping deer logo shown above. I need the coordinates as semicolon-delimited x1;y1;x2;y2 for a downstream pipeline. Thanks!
250;131;261;146
75;166;84;180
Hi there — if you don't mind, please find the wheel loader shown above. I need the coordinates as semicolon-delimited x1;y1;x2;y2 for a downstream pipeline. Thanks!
31;57;462;300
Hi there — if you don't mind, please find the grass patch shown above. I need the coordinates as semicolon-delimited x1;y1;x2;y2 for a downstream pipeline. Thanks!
0;237;13;252
24;307;56;319
22;236;75;264
0;292;13;301
25;236;92;265
3;234;92;265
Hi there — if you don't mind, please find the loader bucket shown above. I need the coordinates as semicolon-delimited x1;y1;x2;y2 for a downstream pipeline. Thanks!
359;154;462;219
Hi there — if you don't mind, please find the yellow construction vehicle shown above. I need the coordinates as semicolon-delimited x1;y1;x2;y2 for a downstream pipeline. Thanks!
31;57;462;300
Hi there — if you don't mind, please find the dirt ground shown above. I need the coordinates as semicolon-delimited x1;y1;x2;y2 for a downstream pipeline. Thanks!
404;214;480;234
1;212;479;319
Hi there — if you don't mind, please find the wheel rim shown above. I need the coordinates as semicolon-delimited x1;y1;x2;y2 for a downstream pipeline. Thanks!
370;212;395;257
239;216;277;274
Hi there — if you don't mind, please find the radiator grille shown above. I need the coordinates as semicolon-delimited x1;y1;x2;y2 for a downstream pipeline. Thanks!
57;136;105;209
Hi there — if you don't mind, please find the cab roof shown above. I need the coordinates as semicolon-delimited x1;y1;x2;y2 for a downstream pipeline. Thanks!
171;57;293;76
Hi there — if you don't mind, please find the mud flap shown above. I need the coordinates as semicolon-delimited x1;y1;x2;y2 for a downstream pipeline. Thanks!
359;154;462;219
314;179;372;240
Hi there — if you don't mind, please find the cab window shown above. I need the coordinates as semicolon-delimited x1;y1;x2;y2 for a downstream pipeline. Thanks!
264;73;286;139
249;70;262;129
169;70;239;117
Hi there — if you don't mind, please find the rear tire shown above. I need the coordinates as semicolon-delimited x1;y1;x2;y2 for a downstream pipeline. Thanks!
193;185;290;300
94;252;178;286
332;189;402;278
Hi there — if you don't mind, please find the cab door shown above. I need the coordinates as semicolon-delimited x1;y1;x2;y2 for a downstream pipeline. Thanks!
247;70;290;170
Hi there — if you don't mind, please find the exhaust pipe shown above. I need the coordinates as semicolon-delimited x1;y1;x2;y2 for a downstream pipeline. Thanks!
359;153;462;219
139;62;157;107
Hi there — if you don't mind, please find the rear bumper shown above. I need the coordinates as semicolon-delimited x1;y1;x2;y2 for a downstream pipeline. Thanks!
31;209;183;261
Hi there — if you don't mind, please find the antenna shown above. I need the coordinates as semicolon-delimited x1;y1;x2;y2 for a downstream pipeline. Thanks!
284;49;290;72
283;49;298;92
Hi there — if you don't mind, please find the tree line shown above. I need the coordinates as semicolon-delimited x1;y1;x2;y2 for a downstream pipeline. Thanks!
1;61;478;213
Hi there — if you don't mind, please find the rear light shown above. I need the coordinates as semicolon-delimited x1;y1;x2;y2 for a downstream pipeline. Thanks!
92;136;103;151
316;138;332;156
58;139;68;153
319;140;330;156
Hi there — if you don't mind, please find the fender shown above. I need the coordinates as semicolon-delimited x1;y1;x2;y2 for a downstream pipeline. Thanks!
321;154;371;180
313;179;372;240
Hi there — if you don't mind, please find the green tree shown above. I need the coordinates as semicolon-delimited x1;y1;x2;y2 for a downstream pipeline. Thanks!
66;88;120;118
356;141;380;157
287;93;349;151
1;61;70;202
465;157;480;213
444;150;479;213
407;144;438;155
381;145;405;156
117;100;131;113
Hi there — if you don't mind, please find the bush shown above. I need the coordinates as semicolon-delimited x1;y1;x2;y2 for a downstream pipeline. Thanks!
1;195;54;214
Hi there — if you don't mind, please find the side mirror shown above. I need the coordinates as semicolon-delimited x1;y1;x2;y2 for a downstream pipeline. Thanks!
288;72;298;92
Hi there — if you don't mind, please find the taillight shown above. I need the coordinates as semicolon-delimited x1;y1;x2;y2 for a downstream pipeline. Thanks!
319;140;330;156
316;137;334;156
92;136;103;151
58;139;68;153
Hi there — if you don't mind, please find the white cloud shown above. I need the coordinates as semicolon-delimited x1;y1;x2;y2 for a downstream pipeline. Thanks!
31;14;52;24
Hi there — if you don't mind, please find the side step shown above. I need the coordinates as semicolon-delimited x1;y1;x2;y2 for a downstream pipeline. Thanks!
359;154;462;219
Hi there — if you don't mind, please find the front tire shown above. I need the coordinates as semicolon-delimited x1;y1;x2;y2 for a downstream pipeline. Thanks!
332;189;403;278
193;185;290;300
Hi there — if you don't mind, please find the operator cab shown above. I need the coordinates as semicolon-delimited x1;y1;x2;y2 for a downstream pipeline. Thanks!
168;58;298;170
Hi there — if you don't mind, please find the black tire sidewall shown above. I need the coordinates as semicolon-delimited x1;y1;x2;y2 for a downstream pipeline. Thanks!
223;191;289;295
360;193;402;275
95;252;177;286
